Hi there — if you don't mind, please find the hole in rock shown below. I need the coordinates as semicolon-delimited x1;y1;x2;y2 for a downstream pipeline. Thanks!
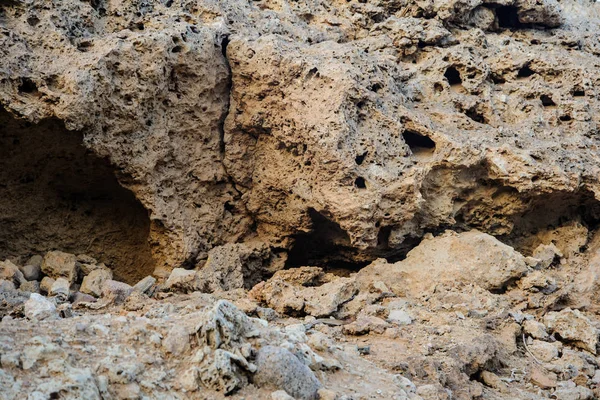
18;78;38;94
517;64;535;78
444;66;462;86
572;88;585;97
0;109;155;283
355;151;368;165
540;95;556;107
465;108;487;124
354;177;367;189
403;130;436;157
559;115;572;122
496;6;524;29
286;208;369;272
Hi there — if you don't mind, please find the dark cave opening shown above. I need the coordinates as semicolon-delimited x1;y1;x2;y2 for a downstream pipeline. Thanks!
0;109;155;283
286;208;370;272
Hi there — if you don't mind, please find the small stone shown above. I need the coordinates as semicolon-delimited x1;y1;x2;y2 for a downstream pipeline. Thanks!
532;243;562;268
81;268;113;297
49;277;70;300
19;280;40;294
39;276;55;295
342;316;390;335
0;279;16;292
71;291;97;305
41;251;78;284
480;371;502;389
165;268;197;292
254;346;322;400
530;367;556;389
101;280;133;304
528;340;559;362
19;264;41;281
24;293;59;321
26;255;43;268
544;308;598;354
523;319;549;340
132;275;156;294
257;307;279;321
272;390;295;400
178;367;199;391
387;310;412;326
0;260;26;287
317;388;337;400
302;277;357;317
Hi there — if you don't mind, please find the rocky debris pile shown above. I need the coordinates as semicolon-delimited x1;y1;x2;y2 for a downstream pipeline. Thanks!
4;223;600;399
0;285;418;399
0;250;157;319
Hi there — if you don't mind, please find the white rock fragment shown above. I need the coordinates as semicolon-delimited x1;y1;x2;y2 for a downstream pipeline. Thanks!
24;294;58;321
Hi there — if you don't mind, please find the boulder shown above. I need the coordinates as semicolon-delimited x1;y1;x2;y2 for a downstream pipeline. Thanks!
356;230;529;297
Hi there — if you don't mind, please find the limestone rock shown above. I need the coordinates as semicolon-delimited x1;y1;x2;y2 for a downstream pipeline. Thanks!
19;264;41;282
544;309;598;354
41;251;78;284
132;276;156;294
101;280;133;304
24;293;58;321
253;346;322;400
39;277;55;295
301;277;357;317
49;278;70;300
165;268;197;293
81;269;113;297
195;243;282;292
0;260;26;287
356;231;529;297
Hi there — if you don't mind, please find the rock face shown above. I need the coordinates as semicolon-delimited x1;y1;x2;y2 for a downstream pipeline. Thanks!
1;0;600;278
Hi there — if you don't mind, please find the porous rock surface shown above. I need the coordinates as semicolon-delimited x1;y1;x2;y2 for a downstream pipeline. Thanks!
2;0;600;276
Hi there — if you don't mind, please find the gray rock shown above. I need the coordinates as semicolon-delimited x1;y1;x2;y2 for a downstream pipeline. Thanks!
19;280;40;294
81;268;113;297
50;277;70;300
41;251;78;284
71;292;97;306
24;293;58;321
101;280;133;304
271;390;295;400
132;275;156;294
26;255;43;268
387;310;413;326
253;346;321;400
0;279;16;292
20;264;41;281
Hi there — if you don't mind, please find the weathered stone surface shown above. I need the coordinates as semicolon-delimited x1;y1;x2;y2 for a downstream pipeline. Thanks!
254;346;322;400
24;293;58;321
39;277;55;295
356;230;529;297
19;264;41;282
132;276;156;294
0;260;26;287
195;243;283;291
49;278;70;300
0;0;597;279
101;280;133;304
41;251;78;284
544;309;598;354
302;278;357;318
81;269;114;298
